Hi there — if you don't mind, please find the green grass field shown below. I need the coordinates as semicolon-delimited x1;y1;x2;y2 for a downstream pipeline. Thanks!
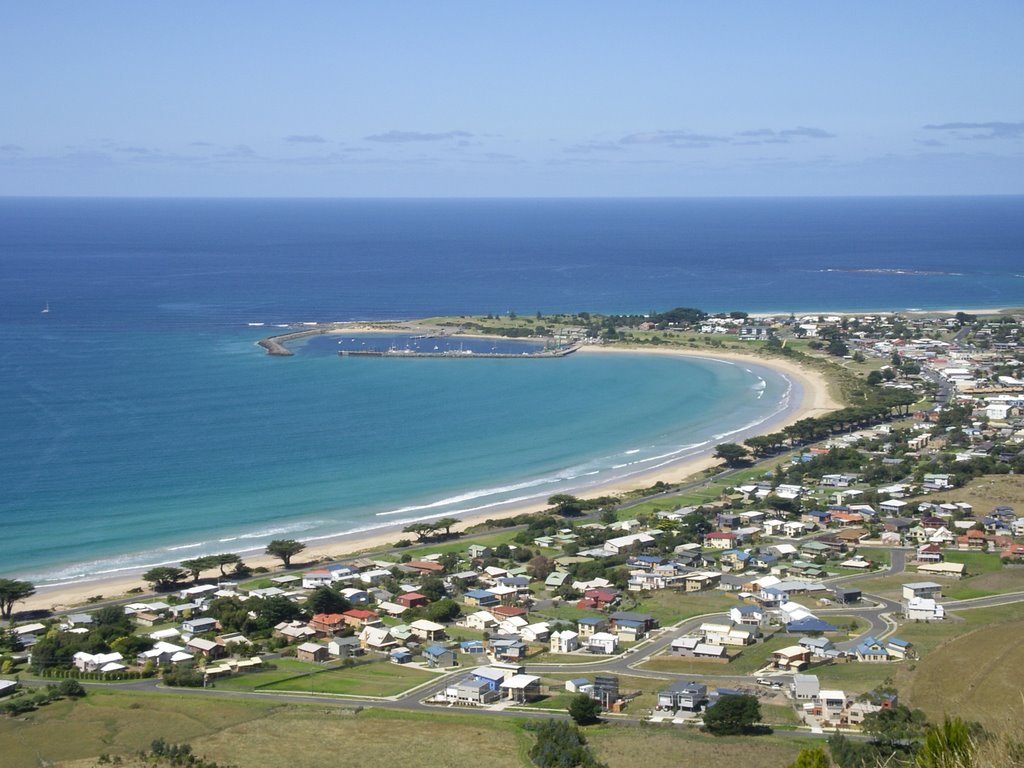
905;619;1024;728
214;658;435;697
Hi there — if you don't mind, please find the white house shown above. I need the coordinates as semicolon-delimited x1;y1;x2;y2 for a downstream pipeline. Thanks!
905;597;945;621
549;630;580;653
587;632;619;655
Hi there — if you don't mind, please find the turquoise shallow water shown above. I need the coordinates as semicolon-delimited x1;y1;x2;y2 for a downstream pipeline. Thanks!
2;324;791;583
3;196;1021;584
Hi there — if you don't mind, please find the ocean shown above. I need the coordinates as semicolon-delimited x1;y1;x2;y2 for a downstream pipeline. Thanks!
1;197;1022;584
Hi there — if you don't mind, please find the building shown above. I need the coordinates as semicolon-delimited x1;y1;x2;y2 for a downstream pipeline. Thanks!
657;681;708;712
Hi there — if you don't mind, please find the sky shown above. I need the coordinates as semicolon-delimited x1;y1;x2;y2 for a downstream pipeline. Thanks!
1;3;1022;197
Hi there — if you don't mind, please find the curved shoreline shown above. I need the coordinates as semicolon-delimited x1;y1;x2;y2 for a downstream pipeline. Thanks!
17;344;838;613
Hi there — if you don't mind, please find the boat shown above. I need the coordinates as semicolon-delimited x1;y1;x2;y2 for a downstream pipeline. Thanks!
41;302;49;314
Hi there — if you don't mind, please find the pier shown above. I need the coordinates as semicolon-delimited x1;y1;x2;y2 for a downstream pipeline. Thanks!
257;328;329;356
339;346;578;359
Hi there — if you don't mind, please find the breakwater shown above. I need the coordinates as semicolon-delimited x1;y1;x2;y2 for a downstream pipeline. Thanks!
339;345;578;359
257;328;329;356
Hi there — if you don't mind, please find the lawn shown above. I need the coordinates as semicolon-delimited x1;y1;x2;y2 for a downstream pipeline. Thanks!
899;474;1024;518
942;550;1004;575
213;658;324;690
942;568;1024;600
628;590;737;626
258;660;436;697
397;530;518;560
538;673;670;714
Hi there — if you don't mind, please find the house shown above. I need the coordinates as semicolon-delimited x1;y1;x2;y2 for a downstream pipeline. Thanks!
729;605;766;627
855;636;891;663
310;613;347;635
465;610;498;631
886;638;913;660
657;681;708;712
185;637;226;660
470;665;509;692
390;647;413;664
445;677;500;706
274;620;316;642
359;625;396;651
923;473;954;490
397;592;429;609
545;571;570;589
467;544;493;559
406;559;445;575
409;619;446;641
609;611;657;638
902;582;943;601
423;644;457;668
799;541;833;560
905;597;945;621
327;636;362;658
704;532;737;549
550;630;580;653
490;638;528;662
342;609;381;629
576;617;608;637
799;636;836;659
302;569;334;589
916;562;965;578
819;690;848;723
833;587;862;604
463;589;499;608
785;617;837;634
181;617;218;636
587;632;619;655
521;622;551;643
339;587;369;605
772;646;812;670
916;543;944;563
500;674;541;703
791;673;820;700
604;532;656;554
138;642;193;666
296;642;329;663
73;651;126;673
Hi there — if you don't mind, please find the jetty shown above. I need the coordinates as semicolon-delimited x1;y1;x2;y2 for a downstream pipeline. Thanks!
339;345;578;359
257;327;329;356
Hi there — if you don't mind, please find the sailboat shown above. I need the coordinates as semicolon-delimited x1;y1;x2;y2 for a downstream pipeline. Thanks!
41;302;50;314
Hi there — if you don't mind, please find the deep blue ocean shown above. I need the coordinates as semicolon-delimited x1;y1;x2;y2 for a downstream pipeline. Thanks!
2;197;1022;584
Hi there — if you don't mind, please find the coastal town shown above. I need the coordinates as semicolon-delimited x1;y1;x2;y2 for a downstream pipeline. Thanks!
3;307;1024;767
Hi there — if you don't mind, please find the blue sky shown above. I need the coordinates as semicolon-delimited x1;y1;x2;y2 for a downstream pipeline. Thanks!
1;3;1022;196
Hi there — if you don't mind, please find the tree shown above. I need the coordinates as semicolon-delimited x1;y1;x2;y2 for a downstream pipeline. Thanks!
787;747;831;768
0;579;36;619
567;693;602;725
265;539;306;568
426;597;460;623
862;703;928;748
714;443;749;467
213;553;243;576
702;694;761;735
402;522;436;542
548;494;583;517
306;587;351;615
57;678;87;698
252;595;304;629
179;556;217;582
141;567;187;591
527;555;555;581
434;517;460;537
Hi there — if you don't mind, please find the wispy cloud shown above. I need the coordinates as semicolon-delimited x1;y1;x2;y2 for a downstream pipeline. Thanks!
364;130;473;143
563;141;625;154
620;130;730;146
0;144;24;152
922;121;1024;140
618;126;835;148
283;134;327;144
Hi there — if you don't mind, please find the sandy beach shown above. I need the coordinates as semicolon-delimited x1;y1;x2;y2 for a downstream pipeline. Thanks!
18;342;839;616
